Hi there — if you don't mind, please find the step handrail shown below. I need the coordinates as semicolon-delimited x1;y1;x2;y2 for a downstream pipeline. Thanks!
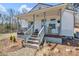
38;27;44;36
37;26;45;45
24;25;33;35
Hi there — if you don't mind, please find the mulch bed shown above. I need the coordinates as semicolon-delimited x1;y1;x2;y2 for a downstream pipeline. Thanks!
62;39;79;47
0;38;23;52
36;43;79;56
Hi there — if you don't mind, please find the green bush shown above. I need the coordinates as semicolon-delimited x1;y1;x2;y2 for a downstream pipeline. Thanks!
13;36;16;42
10;35;16;42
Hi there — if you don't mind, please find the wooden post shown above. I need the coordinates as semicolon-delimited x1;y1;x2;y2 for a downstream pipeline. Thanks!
73;7;75;30
44;12;46;20
73;6;76;38
33;14;35;32
59;9;62;35
43;12;46;34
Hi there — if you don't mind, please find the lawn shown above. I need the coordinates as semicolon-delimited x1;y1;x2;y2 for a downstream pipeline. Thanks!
0;33;17;40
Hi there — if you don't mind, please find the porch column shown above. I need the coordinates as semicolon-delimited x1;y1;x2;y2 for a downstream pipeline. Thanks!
33;14;35;32
59;9;62;35
43;12;46;34
73;6;76;32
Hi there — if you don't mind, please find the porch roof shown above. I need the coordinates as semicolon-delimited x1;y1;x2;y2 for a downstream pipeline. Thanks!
16;4;67;20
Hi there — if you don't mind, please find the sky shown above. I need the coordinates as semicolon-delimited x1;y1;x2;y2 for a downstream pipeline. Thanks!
0;3;36;14
0;3;58;27
0;3;36;11
0;3;58;13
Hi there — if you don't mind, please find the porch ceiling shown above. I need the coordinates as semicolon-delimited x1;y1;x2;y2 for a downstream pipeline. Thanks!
16;4;67;20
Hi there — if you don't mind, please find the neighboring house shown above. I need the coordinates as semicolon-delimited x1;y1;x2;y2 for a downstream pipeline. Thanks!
16;3;79;44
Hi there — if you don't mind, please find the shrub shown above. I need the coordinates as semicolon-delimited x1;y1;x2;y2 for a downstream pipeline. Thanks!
13;36;16;42
10;35;13;41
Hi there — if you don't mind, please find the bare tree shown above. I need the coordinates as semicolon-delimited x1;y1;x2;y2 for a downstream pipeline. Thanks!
8;8;15;32
22;8;28;14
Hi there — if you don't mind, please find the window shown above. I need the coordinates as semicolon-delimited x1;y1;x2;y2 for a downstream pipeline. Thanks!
49;24;56;29
0;14;1;17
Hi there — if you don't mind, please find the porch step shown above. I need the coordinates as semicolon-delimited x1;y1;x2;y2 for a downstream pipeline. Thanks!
26;36;40;48
29;37;40;40
32;35;38;37
27;39;39;44
31;32;38;37
26;43;39;49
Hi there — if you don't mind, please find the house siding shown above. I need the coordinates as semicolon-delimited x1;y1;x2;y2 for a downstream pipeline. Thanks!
60;10;74;37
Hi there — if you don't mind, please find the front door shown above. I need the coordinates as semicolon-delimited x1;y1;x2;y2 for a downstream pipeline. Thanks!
48;19;57;34
28;21;33;28
41;19;46;33
41;19;45;27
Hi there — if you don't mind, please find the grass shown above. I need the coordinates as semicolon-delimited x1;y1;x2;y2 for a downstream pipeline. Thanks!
0;32;17;40
0;43;3;48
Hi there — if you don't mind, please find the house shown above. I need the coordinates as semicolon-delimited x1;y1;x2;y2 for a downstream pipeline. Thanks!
16;3;79;48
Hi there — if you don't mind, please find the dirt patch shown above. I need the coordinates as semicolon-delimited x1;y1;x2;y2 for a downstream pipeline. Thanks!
1;37;79;56
0;38;23;53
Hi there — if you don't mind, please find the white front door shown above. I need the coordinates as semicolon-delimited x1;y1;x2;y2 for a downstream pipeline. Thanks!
34;20;41;32
28;21;33;28
48;19;58;34
41;19;46;33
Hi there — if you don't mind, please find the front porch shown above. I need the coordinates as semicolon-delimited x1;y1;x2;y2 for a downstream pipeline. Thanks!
16;4;67;48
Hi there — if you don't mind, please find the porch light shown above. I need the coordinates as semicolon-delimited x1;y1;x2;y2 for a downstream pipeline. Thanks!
57;20;60;23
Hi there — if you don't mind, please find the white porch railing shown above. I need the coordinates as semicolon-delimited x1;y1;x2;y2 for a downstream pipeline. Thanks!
37;26;45;45
24;25;33;35
23;25;33;40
